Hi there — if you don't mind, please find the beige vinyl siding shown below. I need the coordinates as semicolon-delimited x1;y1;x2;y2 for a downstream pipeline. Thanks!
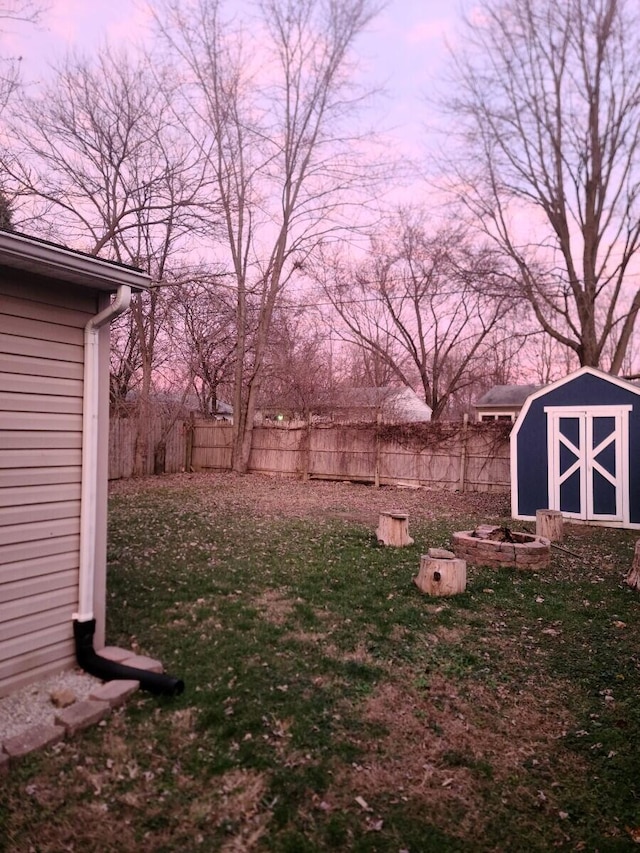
0;603;74;643
0;466;82;489
0;273;96;697
0;482;81;507
1;550;80;585
1;535;81;567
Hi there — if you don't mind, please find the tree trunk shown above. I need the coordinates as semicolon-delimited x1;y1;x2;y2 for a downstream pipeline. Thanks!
625;540;640;591
153;440;166;475
414;549;467;596
375;511;414;547
536;509;564;542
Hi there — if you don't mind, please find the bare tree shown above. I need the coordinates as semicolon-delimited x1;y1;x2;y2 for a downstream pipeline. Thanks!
0;1;45;111
3;47;203;253
2;46;206;471
317;209;517;419
171;272;238;416
443;327;527;420
259;307;334;420
444;0;640;374
152;0;383;471
518;334;578;386
340;339;401;389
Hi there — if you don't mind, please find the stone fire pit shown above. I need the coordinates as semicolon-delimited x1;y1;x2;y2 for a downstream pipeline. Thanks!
452;525;550;570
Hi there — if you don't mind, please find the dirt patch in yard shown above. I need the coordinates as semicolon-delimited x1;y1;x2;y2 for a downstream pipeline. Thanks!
329;670;582;843
254;588;297;625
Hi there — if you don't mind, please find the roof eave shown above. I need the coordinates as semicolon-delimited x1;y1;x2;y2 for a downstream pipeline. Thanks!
0;230;151;292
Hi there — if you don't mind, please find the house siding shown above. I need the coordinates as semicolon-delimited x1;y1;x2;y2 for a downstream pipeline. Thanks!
0;272;97;696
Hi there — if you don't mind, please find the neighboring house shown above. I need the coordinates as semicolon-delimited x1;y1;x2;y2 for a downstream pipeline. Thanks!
257;386;432;425
0;231;150;696
475;384;541;423
511;366;640;529
121;391;233;421
210;399;233;421
343;387;432;423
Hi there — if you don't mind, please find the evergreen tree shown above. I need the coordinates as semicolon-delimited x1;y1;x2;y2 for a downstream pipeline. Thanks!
0;190;14;232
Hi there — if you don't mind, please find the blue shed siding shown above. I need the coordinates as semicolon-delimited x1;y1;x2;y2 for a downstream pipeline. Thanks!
516;402;548;516
515;372;640;524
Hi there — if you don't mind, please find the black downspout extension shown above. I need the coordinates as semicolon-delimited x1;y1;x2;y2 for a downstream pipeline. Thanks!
74;619;185;697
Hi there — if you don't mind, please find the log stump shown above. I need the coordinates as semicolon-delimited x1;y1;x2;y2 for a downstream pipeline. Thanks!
414;548;467;596
626;540;640;591
536;509;564;542
376;511;414;547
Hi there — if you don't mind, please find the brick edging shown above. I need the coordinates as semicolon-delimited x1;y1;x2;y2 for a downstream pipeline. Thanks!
452;530;550;570
0;649;162;773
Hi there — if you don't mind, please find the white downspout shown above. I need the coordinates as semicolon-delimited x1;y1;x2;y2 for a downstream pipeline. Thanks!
74;285;132;623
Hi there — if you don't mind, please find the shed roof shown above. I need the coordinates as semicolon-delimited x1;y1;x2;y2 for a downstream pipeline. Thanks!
475;384;541;408
513;366;640;429
0;230;151;292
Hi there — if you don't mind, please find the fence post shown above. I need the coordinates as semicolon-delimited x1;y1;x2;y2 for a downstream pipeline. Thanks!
458;413;469;493
185;412;195;472
299;414;312;481
374;413;382;488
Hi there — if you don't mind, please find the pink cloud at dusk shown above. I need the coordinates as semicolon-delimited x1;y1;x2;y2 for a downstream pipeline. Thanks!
352;2;459;159
405;16;454;45
9;0;153;78
44;0;144;45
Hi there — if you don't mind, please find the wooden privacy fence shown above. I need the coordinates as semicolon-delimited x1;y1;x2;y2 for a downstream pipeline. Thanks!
109;418;511;492
109;417;188;479
188;420;511;493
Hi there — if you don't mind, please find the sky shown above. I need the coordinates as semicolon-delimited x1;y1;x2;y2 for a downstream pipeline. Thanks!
4;0;462;167
5;1;640;381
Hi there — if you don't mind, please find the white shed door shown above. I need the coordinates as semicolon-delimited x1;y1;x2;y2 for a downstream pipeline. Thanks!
546;406;630;522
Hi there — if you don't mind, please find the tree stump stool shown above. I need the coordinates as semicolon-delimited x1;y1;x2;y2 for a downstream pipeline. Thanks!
414;548;467;596
626;540;640;591
376;510;414;547
536;509;564;542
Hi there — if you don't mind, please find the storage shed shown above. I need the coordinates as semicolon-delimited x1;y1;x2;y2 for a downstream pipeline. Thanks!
511;366;640;529
0;231;149;697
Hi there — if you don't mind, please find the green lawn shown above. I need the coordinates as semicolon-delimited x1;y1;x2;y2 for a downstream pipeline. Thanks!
2;474;640;852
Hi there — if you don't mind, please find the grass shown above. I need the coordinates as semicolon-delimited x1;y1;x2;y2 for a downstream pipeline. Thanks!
2;474;640;851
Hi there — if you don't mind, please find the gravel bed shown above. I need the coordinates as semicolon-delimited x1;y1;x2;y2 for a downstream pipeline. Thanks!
0;668;102;742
